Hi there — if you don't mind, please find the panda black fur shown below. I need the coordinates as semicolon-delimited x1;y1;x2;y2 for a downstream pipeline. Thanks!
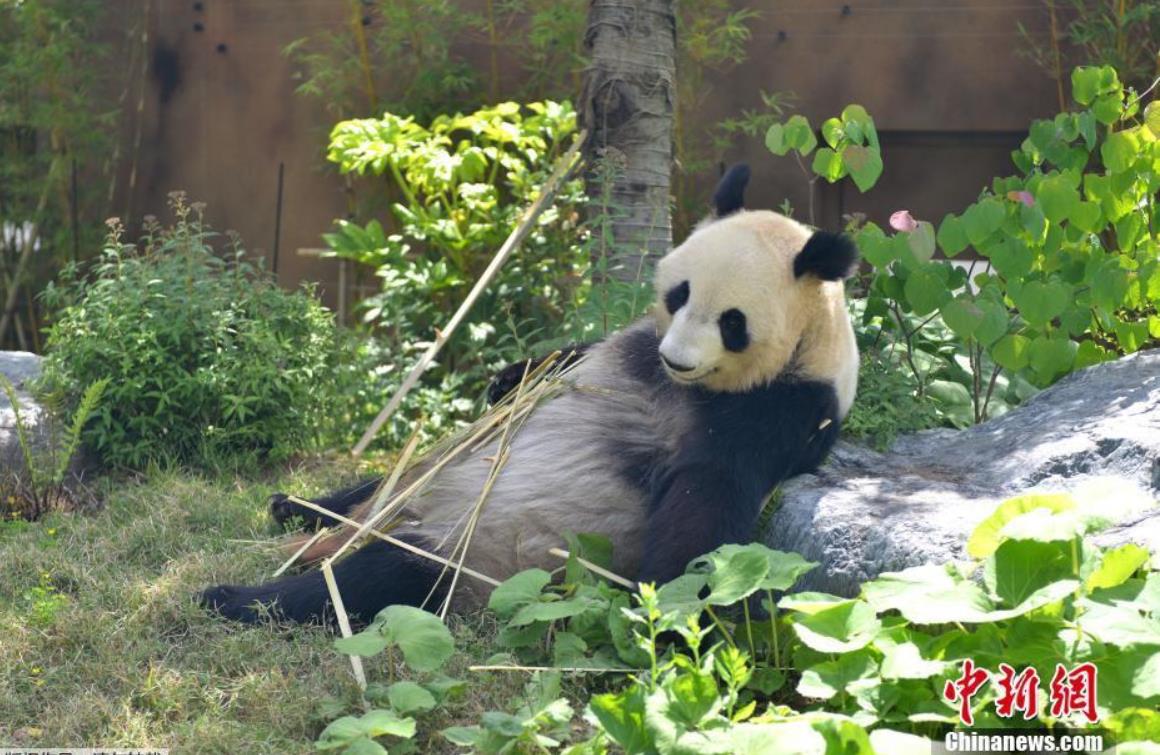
201;165;860;625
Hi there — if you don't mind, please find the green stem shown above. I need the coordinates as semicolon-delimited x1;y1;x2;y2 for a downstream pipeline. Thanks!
742;599;756;659
767;590;779;666
705;606;737;650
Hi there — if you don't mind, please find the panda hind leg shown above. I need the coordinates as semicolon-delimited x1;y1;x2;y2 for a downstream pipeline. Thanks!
200;536;447;626
269;477;383;530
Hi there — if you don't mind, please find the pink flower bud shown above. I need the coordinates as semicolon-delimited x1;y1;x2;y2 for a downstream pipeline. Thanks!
889;210;918;232
1007;190;1035;207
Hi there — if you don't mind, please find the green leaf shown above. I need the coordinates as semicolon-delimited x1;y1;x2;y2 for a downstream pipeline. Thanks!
906;221;936;264
1102;129;1140;174
967;493;1076;558
791;599;881;653
1087;544;1151;591
335;629;390;658
941;297;984;339
488;569;551;618
385;681;437;714
1071;66;1103;105
812;147;846;182
1070;200;1102;232
1012;280;1069;327
440;726;483;747
317;709;416;750
782;114;817;156
991;334;1032;372
985;538;1076;606
862;564;996;624
880;642;948;680
821;117;844;148
798;650;877;699
904;265;948;316
700;546;770;605
869;730;934;755
961;198;1005;245
1037;174;1080;223
1028;335;1076;382
1132;653;1160;698
590;686;652;754
936;213;969;257
1146;101;1160;138
509;595;600;627
841;144;883;192
986;238;1034;280
378;605;455;672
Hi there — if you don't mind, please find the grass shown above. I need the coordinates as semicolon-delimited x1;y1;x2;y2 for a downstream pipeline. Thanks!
0;457;528;753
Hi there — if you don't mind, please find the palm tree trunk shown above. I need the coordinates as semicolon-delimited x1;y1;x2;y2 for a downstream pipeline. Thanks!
580;0;676;280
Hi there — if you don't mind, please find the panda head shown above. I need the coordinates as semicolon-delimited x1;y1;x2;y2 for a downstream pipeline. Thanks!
653;164;859;398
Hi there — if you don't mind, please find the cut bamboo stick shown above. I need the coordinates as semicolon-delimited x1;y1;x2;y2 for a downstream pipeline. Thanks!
351;130;586;456
322;558;367;690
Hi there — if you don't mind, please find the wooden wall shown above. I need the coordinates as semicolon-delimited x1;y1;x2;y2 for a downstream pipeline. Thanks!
111;0;1060;310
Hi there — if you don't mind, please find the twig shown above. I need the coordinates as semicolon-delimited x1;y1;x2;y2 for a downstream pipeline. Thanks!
322;559;367;690
285;496;500;587
469;664;633;674
547;547;636;590
352;130;587;455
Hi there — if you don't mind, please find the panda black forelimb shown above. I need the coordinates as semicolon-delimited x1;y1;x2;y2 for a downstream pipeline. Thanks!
486;342;596;405
269;477;382;530
636;378;843;586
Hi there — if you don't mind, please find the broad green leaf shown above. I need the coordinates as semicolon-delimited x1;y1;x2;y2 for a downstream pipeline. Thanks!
985;538;1076;606
779;592;854;614
1079;599;1160;648
386;681;437;714
821;117;844;148
1132;653;1160;698
791;599;881;653
968;493;1076;558
862;564;997;624
812;147;846;182
991;334;1032;372
1146;101;1160;138
317;709;416;750
440;726;483;747
488;569;551;618
880;642;948;680
1102;129;1140;174
841;144;883;192
1070;200;1103;232
1013;280;1069;327
906;221;936;264
701;546;770;605
941;297;983;339
869;730;934;755
510;595;601;627
782;114;818;156
904;265;947;316
798;650;877;699
936;213;969;257
986;238;1034;280
1087;544;1151;591
961;198;1005;245
1028;335;1076;382
1071;66;1103;105
334;628;390;657
378;605;455;672
1037;174;1080;223
727;722;827;755
589;686;652;754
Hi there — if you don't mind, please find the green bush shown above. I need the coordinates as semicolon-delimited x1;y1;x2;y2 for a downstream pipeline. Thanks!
40;196;339;470
323;100;590;412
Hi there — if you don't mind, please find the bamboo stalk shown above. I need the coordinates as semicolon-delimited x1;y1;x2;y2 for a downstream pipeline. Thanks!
322;559;367;690
272;528;327;578
547;547;636;590
285;496;500;587
469;664;634;674
351;131;586;456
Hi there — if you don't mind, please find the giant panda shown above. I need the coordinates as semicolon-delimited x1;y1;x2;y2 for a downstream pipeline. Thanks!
201;165;860;625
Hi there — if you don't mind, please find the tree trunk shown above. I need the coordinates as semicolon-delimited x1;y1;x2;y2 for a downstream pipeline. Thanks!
580;0;676;280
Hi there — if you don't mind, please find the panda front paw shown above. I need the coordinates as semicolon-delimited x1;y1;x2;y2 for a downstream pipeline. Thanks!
269;492;307;529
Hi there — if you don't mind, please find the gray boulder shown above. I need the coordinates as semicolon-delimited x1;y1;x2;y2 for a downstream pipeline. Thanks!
0;351;49;475
765;349;1160;596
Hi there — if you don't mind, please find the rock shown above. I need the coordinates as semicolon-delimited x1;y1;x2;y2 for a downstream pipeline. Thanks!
765;350;1160;597
0;351;49;476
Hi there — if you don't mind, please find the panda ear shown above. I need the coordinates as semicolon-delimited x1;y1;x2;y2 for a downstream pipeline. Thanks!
793;231;860;280
712;164;750;217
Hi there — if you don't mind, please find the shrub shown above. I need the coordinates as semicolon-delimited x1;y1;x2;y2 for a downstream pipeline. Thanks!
39;196;339;470
322;100;590;415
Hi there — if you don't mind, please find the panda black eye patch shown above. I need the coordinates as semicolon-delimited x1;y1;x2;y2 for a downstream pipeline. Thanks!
665;280;690;314
719;308;749;352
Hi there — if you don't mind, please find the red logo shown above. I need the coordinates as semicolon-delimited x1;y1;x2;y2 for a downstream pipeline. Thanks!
942;660;1099;725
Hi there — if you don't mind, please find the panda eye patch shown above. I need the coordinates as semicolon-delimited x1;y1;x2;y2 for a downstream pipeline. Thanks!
719;308;749;352
665;280;690;314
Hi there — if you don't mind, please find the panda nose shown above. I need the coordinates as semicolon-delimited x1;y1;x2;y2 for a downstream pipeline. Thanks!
661;354;696;373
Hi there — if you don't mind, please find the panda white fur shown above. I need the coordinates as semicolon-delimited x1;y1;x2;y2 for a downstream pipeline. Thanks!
201;165;860;624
